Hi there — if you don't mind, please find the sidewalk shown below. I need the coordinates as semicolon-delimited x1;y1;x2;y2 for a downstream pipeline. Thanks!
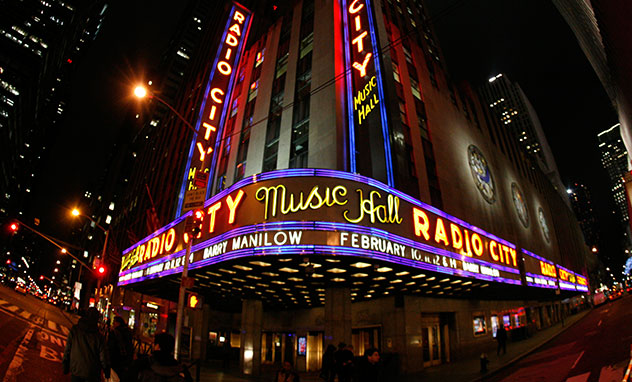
397;309;590;382
197;309;590;382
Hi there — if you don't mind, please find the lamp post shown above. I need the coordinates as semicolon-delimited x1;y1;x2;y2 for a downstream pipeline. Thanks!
71;208;110;313
71;208;109;265
134;85;197;134
134;85;199;359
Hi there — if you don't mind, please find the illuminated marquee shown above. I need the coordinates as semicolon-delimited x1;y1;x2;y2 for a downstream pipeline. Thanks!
522;249;558;289
176;2;252;216
556;264;584;291
120;170;524;286
341;0;394;186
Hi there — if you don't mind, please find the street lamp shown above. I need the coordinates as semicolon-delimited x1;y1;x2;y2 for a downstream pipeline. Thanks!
70;208;109;265
133;85;197;134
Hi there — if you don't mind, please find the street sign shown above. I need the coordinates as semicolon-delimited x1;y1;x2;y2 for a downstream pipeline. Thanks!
194;171;209;188
183;188;206;211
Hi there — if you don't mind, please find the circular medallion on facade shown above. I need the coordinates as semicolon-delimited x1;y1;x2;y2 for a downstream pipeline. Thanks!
511;182;529;228
538;207;550;243
467;145;496;204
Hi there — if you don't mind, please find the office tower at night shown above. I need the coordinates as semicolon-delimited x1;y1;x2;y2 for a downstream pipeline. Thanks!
479;73;565;196
106;0;594;376
567;182;599;248
554;0;632;173
597;123;629;222
0;0;107;218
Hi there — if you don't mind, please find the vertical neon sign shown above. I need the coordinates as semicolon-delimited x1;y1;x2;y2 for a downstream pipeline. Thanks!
341;0;394;187
176;2;252;217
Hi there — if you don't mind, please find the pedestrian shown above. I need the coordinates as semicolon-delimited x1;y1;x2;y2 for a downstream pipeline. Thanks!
275;360;300;382
334;342;346;381
63;307;111;382
496;325;507;355
356;348;383;382
129;331;192;382
319;344;336;381
338;344;355;382
222;339;231;370
107;316;134;381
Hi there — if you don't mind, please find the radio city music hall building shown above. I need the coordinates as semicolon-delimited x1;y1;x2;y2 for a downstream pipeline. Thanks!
112;0;593;375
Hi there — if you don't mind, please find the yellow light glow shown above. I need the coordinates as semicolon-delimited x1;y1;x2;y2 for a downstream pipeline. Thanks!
71;209;80;216
134;86;147;98
61;248;67;254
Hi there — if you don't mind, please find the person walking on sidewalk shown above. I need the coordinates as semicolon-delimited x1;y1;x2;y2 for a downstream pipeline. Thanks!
107;316;133;381
63;307;111;382
320;344;336;382
275;360;300;382
496;325;507;355
129;331;192;382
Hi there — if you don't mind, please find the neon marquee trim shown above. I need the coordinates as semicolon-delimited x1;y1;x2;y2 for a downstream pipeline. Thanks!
365;0;394;187
521;248;554;265
340;0;394;186
176;3;252;217
208;8;252;201
119;220;520;281
341;0;356;174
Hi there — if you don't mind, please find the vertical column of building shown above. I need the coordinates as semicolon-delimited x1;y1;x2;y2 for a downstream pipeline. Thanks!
261;18;292;172
382;296;424;374
233;37;267;182
379;2;442;207
324;287;352;349
308;0;340;170
240;299;263;375
288;0;315;168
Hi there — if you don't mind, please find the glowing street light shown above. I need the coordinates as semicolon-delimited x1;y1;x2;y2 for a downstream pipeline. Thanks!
132;84;196;133
133;86;147;99
61;248;67;254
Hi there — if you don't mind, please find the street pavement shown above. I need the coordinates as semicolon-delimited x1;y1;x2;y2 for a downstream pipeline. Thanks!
0;285;76;382
487;294;632;382
1;283;630;382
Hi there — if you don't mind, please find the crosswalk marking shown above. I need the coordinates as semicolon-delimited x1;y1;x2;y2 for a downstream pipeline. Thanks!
6;305;19;312
19;311;32;319
0;299;8;305
60;325;69;335
47;320;57;331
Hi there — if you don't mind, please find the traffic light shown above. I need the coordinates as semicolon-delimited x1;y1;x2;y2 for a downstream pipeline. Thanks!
97;265;106;275
5;259;10;265
39;275;44;280
187;292;202;309
191;209;204;237
9;222;18;234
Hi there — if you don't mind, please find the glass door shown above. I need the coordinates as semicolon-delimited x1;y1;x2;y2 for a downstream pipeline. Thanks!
421;324;441;367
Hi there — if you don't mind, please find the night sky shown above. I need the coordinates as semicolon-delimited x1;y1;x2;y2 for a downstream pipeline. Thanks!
425;0;622;266
27;0;622;276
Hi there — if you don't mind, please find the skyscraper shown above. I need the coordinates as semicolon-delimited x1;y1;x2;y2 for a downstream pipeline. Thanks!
0;0;107;219
554;0;632;175
479;73;566;198
597;123;629;222
567;182;599;248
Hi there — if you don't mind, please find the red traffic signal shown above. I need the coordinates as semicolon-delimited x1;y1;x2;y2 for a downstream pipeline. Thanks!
97;266;106;275
9;222;18;233
5;259;10;265
39;275;44;280
187;292;202;309
191;209;204;236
